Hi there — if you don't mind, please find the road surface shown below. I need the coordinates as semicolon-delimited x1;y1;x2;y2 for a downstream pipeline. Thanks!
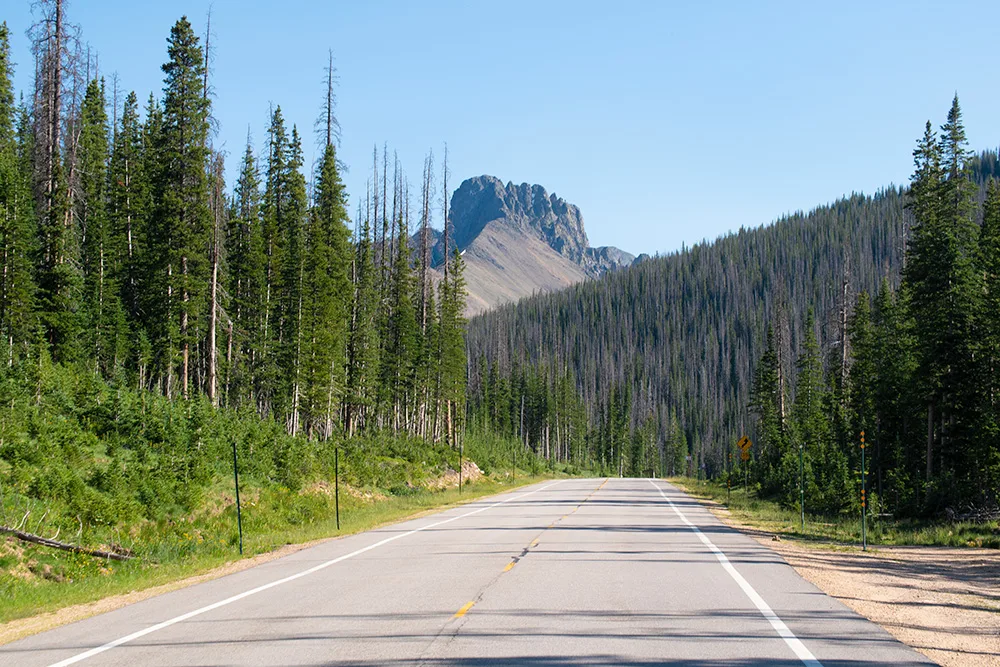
1;478;933;666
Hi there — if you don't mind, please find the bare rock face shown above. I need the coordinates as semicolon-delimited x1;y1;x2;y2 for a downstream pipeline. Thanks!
424;175;634;315
445;176;590;264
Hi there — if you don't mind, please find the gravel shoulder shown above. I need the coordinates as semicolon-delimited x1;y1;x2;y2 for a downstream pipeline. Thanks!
699;498;1000;667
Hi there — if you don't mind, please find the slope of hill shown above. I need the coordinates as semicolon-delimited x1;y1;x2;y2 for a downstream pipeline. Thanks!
428;176;634;314
465;153;1000;475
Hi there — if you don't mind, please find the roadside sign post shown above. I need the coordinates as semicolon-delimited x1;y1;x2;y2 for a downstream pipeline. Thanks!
861;431;867;552
727;451;732;505
231;439;243;556
335;446;341;531
737;436;752;496
799;442;805;533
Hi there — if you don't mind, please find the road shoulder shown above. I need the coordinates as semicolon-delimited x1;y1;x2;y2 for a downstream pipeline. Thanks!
678;488;1000;667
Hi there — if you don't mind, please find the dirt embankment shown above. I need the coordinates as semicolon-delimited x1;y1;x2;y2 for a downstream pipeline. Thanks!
426;460;483;490
708;503;1000;667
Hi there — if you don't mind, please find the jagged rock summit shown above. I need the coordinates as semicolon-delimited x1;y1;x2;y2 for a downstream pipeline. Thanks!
433;175;634;315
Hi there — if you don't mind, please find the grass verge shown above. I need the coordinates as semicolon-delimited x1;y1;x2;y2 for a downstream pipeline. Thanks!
0;473;552;627
671;477;999;549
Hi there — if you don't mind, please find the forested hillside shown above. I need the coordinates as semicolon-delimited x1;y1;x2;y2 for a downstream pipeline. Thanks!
467;101;1000;515
0;0;519;579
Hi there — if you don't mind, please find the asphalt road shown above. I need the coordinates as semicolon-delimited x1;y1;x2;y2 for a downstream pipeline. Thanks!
1;478;934;666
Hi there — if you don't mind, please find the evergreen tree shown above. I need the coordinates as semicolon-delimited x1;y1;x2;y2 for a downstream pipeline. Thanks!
109;91;146;325
151;17;211;398
870;281;921;511
257;106;289;415
438;246;467;446
380;213;418;433
301;143;352;438
78;78;127;375
976;180;1000;501
134;93;163;389
345;216;380;436
0;24;37;366
847;293;877;480
275;126;308;433
904;97;981;501
750;326;785;494
226;136;264;407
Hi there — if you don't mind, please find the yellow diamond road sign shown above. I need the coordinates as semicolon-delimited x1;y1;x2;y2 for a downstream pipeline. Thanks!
737;436;752;461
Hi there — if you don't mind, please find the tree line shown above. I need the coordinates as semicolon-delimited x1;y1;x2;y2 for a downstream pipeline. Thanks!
0;3;468;448
466;96;999;514
750;97;999;516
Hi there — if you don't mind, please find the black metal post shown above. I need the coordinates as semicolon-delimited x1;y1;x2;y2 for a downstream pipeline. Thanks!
231;439;243;555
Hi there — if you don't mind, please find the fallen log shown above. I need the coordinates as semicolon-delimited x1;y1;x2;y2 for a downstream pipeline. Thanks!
0;525;134;561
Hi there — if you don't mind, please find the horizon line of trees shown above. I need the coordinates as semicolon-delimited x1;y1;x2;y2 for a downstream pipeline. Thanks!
0;2;469;447
749;96;999;516
466;95;998;515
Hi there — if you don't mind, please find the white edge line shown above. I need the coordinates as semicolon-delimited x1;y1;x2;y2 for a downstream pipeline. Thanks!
47;480;566;667
648;479;823;667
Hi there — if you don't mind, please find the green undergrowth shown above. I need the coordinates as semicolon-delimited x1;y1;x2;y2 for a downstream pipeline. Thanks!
672;477;1000;550
0;360;577;625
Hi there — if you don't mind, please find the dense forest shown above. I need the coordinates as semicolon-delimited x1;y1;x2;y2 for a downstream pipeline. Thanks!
468;99;1000;516
0;2;491;550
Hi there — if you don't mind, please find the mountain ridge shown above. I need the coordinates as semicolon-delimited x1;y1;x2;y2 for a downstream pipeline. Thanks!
427;175;634;314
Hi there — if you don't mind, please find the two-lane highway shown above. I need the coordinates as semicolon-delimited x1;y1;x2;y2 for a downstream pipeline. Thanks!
1;479;933;666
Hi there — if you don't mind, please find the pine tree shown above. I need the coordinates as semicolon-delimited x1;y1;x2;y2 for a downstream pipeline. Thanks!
789;311;829;510
109;91;146;325
847;293;877;480
134;93;163;390
345;216;380;436
0;24;37;366
976;180;1000;501
151;17;211;398
750;326;785;493
301;143;352;438
226;136;264;407
31;0;80;363
438;246;467;446
380;213;418;433
904;98;981;500
256;106;290;415
78;78;127;375
871;281;921;511
276;126;308;433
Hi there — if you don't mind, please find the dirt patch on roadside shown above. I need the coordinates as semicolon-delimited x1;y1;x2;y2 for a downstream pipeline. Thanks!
0;536;333;647
426;460;483;490
702;501;1000;666
300;480;387;503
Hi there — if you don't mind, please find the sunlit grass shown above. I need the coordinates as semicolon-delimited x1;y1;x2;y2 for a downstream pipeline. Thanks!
671;477;1000;550
0;474;554;625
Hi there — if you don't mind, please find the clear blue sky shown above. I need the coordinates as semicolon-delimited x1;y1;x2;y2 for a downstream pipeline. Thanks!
6;0;1000;256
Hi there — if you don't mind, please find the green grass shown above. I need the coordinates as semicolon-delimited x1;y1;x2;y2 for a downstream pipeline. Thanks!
672;477;1000;550
0;472;556;625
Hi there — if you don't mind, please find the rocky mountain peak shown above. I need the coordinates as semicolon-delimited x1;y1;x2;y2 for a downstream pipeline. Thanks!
448;175;590;264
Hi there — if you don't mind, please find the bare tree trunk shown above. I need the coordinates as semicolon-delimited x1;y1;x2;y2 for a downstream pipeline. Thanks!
926;404;934;482
181;256;189;399
208;239;218;405
225;319;233;405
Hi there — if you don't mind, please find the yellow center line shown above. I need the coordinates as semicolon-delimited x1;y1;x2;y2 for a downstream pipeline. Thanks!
453;601;475;619
501;478;609;575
